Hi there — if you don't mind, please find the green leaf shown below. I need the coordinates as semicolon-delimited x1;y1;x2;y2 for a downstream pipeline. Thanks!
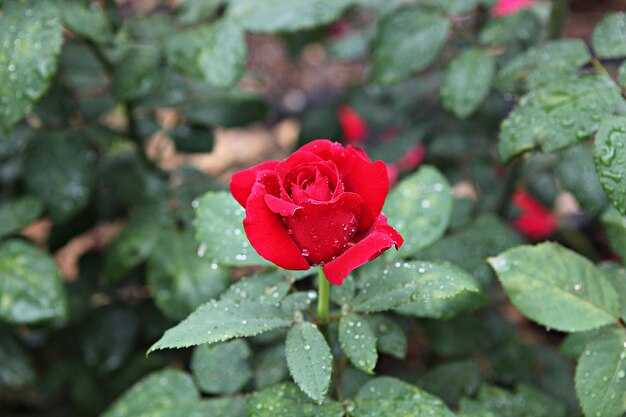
191;339;251;394
602;208;626;262
253;344;288;389
619;61;626;87
330;275;355;306
383;166;453;257
592;12;626;58
479;10;540;46
499;75;622;163
285;322;333;401
593;116;626;215
148;298;291;352
460;384;566;417
366;314;407;359
24;131;96;222
176;0;223;25
80;306;138;374
0;239;66;324
496;40;590;93
102;369;199;417
600;262;626;322
0;0;63;130
195;191;270;266
54;0;112;44
113;45;162;101
166;19;247;88
248;383;344;417
419;360;482;409
370;7;450;84
353;377;456;417
339;313;377;374
416;214;522;287
488;242;620;332
193;397;248;417
147;227;230;320
560;327;610;358
228;0;352;33
441;48;495;119
427;0;478;14
575;328;626;417
0;332;35;389
352;261;479;314
221;271;291;305
104;209;167;284
0;196;42;239
556;145;608;216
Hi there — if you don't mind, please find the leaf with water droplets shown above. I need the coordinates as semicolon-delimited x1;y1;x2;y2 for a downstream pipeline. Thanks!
0;239;67;324
148;298;291;353
0;0;63;130
102;369;199;417
600;262;626;322
383;166;452;257
0;196;42;239
460;384;566;417
113;45;162;101
619;61;626;88
147;226;231;321
24;131;96;222
496;40;590;93
593;116;626;215
222;271;291;305
248;383;344;417
285;322;333;402
366;314;407;360
488;242;620;332
479;10;540;46
592;12;626;58
370;7;450;84
418;360;482;409
499;75;622;163
195;191;271;266
575;328;626;417
192;397;248;417
165;18;247;88
353;377;456;417
352;261;480;314
191;339;251;394
601;207;626;263
441;48;495;119
339;313;377;374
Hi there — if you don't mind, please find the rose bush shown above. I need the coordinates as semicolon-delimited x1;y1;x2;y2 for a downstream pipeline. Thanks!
230;139;403;285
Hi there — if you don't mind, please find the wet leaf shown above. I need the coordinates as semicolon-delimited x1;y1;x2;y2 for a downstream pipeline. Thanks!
148;298;291;352
370;7;450;84
195;191;270;266
253;344;288;389
176;0;223;25
0;196;42;239
248;383;344;417
592;12;626;58
0;0;63;130
54;0;112;43
419;360;482;408
191;339;251;394
0;332;35;389
366;314;407;359
221;271;291;305
384;166;453;257
166;19;246;88
441;48;495;119
286;322;333;401
499;75;621;163
593;116;626;215
0;239;67;324
575;328;626;417
339;313;377;374
353;377;455;417
488;243;620;332
113;45;162;101
479;10;540;46
600;262;626;321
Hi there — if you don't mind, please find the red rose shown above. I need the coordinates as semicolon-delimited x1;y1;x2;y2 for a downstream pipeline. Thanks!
230;139;403;285
512;190;557;240
338;105;369;145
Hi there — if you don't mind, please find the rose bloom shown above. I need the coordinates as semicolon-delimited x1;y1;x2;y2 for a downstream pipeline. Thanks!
230;139;403;285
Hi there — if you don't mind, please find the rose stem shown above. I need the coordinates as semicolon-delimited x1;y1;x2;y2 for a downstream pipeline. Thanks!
317;266;330;324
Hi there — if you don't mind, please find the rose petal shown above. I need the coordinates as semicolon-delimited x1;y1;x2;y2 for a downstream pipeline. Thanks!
323;214;403;285
230;160;281;206
285;192;364;265
299;140;389;231
243;182;310;270
264;194;301;216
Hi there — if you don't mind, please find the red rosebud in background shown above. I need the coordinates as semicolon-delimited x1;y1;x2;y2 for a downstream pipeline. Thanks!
512;190;557;240
338;105;369;144
491;0;536;17
230;139;403;285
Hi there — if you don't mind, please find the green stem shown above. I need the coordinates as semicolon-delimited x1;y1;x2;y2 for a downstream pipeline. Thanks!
548;0;570;40
317;267;330;324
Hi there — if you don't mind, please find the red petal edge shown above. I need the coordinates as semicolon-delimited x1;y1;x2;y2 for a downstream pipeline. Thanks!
230;160;281;207
243;182;310;270
323;214;403;285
